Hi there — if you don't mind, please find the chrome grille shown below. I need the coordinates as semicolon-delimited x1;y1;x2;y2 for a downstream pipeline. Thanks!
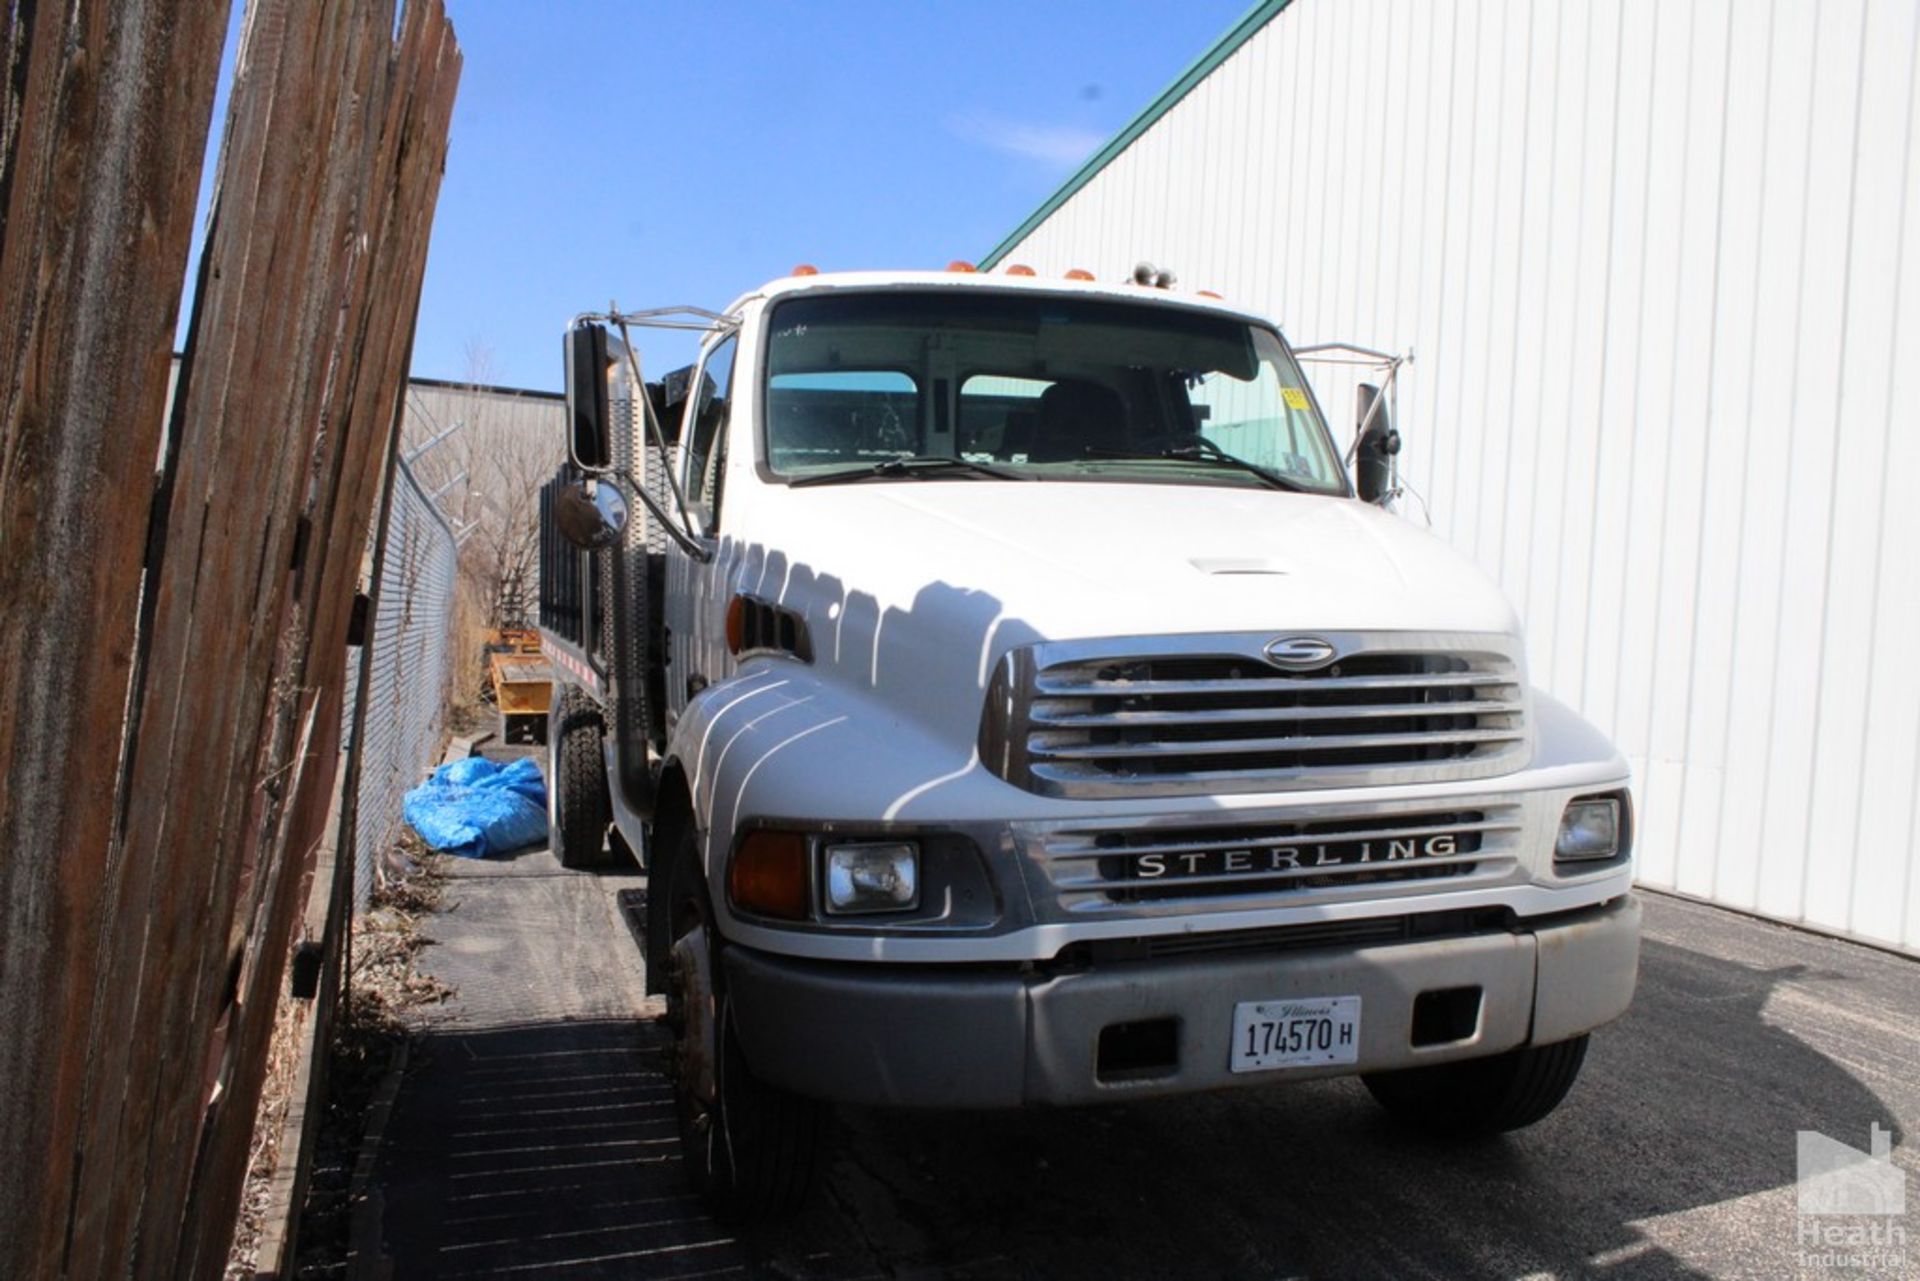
1024;801;1525;914
981;632;1528;798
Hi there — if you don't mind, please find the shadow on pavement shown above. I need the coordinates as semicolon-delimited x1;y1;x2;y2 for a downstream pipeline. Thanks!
364;892;1912;1279
752;934;1908;1280
370;1019;746;1279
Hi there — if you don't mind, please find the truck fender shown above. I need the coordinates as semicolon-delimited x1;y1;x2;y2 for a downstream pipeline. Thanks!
663;663;983;923
645;760;695;995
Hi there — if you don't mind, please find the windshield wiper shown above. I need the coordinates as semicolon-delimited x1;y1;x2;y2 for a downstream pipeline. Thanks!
1085;439;1309;493
788;456;1026;488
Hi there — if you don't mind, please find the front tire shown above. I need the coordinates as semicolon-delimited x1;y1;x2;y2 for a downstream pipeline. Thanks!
1362;1035;1590;1136
548;686;611;869
661;834;823;1222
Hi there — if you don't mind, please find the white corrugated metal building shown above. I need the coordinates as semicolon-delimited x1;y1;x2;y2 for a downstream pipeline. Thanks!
984;0;1920;955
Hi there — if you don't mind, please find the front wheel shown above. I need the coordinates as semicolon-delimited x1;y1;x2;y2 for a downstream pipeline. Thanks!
661;837;823;1221
1361;1035;1590;1136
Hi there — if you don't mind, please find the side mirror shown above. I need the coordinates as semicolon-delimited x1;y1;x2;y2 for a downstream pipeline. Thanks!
554;479;628;549
565;322;612;472
1354;382;1401;505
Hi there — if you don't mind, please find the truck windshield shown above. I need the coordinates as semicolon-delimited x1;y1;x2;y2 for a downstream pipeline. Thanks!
762;292;1349;494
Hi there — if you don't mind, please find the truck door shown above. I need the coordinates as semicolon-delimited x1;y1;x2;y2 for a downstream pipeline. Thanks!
665;332;737;729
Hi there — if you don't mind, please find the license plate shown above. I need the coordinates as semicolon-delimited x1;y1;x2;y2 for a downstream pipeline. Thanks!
1230;996;1361;1073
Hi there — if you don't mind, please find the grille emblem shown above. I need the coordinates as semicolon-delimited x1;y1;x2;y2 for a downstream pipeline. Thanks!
1264;635;1337;669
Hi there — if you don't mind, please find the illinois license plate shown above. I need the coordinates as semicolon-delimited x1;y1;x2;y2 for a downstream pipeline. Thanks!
1230;996;1362;1073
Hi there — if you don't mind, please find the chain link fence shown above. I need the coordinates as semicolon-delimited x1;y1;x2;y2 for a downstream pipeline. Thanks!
343;454;459;908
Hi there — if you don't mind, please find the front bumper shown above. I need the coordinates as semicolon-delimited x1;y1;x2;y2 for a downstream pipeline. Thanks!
723;895;1640;1108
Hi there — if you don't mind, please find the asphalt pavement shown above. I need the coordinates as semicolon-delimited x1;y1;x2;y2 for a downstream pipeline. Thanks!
361;831;1920;1280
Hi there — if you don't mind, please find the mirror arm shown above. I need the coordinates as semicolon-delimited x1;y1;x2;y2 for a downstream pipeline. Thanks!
611;312;705;548
614;465;714;563
577;304;738;333
564;303;738;562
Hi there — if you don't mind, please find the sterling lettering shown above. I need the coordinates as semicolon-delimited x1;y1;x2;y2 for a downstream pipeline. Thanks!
1131;833;1462;879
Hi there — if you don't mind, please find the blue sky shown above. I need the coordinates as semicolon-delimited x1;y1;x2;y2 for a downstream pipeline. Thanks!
179;2;1251;391
403;1;1252;389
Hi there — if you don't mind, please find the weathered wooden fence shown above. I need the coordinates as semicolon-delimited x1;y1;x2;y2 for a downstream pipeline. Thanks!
0;1;461;1275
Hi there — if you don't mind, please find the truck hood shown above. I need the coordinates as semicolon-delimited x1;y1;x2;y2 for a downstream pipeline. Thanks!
742;480;1520;645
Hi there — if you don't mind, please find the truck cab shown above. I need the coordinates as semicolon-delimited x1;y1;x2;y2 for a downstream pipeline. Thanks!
537;269;1639;1220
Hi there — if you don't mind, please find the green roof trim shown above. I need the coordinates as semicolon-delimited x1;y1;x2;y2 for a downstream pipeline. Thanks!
980;0;1296;268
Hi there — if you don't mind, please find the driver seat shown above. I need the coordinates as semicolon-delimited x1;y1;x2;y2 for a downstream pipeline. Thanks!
1029;380;1127;462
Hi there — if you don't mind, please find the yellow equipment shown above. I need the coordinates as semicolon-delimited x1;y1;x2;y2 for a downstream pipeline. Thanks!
485;628;553;744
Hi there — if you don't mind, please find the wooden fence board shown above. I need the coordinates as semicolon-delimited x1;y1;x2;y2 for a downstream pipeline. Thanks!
62;3;386;1268
177;9;460;1272
0;1;459;1274
0;3;233;1276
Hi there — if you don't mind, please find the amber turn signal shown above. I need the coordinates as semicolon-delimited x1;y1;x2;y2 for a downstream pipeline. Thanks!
729;830;810;920
725;594;745;652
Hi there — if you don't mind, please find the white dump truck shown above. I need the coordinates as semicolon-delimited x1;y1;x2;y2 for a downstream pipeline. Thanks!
536;266;1639;1220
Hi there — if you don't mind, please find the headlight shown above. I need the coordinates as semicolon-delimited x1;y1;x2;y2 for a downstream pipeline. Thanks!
1555;797;1623;862
823;841;920;914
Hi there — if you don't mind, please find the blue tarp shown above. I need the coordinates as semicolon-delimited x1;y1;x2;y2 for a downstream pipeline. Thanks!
403;755;548;858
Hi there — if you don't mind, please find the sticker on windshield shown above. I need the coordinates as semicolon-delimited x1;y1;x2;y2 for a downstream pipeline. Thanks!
1281;387;1310;411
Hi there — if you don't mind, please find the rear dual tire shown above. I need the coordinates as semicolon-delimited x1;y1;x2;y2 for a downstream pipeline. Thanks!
548;686;611;869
